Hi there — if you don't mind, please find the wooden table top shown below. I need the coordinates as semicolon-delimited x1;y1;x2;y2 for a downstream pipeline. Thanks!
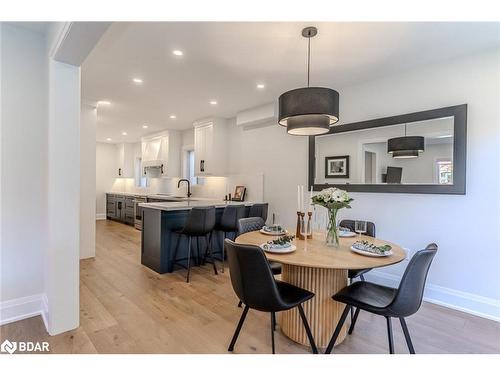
235;231;406;270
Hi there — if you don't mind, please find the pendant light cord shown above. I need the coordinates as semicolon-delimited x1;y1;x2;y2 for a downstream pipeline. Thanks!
307;34;311;87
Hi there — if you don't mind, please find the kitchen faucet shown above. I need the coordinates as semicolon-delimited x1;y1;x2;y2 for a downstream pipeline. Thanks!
178;179;192;198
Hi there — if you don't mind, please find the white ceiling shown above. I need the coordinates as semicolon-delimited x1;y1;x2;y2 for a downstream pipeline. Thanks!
81;22;500;143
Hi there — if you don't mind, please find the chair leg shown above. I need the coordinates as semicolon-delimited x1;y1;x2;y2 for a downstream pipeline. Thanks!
270;312;275;354
297;304;318;354
186;237;192;283
386;316;394;354
170;233;182;271
325;304;351;354
228;305;249;352
221;232;226;273
348;307;360;335
205;233;218;276
272;312;276;331
399;317;415;354
237;300;243;308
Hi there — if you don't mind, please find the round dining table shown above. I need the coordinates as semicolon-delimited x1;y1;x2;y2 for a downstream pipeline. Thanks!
235;231;406;348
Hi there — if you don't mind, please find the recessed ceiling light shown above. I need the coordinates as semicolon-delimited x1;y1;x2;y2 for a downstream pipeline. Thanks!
106;138;112;141
97;100;111;106
257;83;265;89
210;100;217;105
122;132;127;136
132;78;143;84
142;124;148;129
172;50;183;56
169;115;177;119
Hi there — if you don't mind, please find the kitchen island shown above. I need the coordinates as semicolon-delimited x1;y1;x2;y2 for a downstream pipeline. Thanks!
139;200;264;274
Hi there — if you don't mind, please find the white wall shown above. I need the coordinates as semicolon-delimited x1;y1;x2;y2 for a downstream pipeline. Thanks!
80;104;96;258
0;25;48;324
227;49;500;320
96;142;119;218
46;59;81;335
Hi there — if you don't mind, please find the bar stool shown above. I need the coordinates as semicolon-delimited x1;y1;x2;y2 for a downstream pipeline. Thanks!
248;203;268;222
171;206;218;283
214;204;246;272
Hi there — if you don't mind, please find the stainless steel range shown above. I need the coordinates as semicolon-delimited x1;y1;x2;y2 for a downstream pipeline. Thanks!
133;196;147;230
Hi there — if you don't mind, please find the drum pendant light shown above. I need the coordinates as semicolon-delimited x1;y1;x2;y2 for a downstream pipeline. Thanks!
387;123;425;159
278;27;340;136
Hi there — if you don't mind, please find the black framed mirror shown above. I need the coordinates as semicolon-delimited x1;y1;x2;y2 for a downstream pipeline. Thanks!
308;104;467;194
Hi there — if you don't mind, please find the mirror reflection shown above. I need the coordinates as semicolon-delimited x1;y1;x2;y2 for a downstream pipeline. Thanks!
315;117;454;185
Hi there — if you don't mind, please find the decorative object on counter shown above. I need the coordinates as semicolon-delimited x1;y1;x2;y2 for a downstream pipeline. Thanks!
325;155;350;178
232;186;246;201
312;187;353;247
228;193;232;200
278;26;339;136
224;195;228;201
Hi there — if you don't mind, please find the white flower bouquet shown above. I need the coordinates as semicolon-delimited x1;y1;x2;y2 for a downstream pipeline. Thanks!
311;187;353;247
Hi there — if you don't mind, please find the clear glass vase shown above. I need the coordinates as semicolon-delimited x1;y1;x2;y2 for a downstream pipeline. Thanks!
326;208;339;247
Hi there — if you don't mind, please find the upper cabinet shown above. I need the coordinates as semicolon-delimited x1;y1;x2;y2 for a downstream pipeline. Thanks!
116;143;135;178
193;118;227;176
141;130;181;178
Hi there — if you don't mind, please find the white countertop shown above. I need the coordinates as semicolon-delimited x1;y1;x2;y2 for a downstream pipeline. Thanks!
139;200;259;211
106;191;214;201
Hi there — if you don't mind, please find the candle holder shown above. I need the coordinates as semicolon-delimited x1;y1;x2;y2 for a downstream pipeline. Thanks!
295;211;305;240
307;211;313;239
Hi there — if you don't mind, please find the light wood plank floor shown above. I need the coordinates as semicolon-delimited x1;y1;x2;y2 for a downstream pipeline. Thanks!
2;220;499;354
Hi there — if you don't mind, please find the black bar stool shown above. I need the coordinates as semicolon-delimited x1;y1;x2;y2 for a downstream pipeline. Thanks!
248;203;268;222
213;204;246;272
171;206;218;283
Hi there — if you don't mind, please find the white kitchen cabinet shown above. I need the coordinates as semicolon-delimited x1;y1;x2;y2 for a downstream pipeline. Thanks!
193;118;227;176
116;143;135;178
141;130;180;178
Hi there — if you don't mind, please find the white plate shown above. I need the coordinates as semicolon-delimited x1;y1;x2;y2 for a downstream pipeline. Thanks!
260;228;288;236
350;245;393;257
339;231;356;237
260;243;297;254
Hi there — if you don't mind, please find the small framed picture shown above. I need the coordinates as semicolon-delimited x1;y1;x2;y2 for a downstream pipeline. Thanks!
232;186;246;201
325;156;350;178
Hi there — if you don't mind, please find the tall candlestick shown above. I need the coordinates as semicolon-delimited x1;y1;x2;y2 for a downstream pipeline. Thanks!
309;185;313;212
297;185;301;212
300;185;304;212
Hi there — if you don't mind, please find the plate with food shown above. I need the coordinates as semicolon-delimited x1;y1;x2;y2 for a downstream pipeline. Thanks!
260;224;287;236
260;235;296;254
350;240;393;257
339;230;356;237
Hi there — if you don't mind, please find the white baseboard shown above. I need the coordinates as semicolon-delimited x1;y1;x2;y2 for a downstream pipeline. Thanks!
96;213;106;220
366;270;500;322
0;293;49;330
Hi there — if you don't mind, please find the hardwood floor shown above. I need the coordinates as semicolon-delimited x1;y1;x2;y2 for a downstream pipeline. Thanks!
1;220;499;354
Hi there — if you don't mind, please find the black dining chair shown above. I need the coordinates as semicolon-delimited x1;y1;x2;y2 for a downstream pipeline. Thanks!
339;219;376;282
225;239;318;354
248;203;268;223
325;243;438;354
214;204;246;273
236;217;282;310
171;206;218;283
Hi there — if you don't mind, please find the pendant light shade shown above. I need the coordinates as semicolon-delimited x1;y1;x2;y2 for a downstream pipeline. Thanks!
278;27;340;136
387;123;425;159
387;136;425;158
278;87;340;135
